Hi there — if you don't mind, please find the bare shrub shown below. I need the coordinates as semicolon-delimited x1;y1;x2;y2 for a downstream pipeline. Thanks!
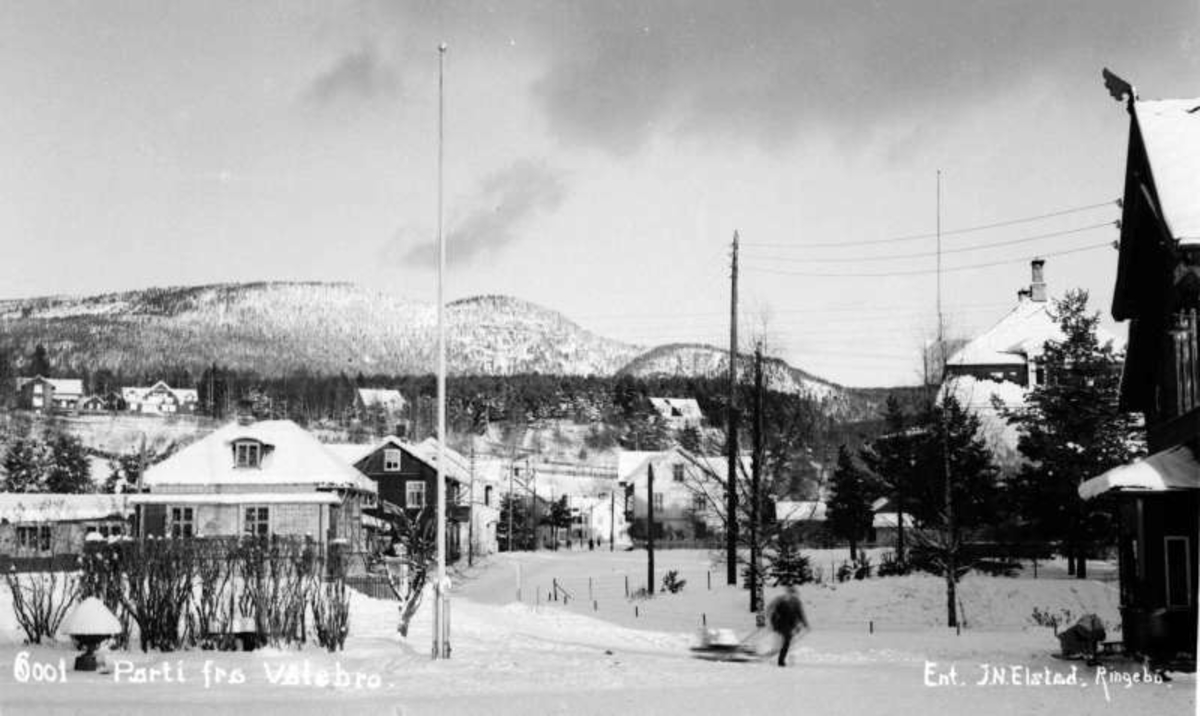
4;567;79;644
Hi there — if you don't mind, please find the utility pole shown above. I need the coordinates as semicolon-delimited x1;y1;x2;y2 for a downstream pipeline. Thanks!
609;485;615;551
647;462;656;594
507;458;514;552
936;169;958;629
750;343;764;622
726;231;740;586
468;442;475;567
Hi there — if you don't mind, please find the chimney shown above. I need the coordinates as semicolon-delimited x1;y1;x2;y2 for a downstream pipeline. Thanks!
234;398;255;425
1030;258;1046;302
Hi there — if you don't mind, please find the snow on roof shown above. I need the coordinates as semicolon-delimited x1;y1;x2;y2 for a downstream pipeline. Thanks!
648;397;703;420
410;437;471;483
947;295;1121;370
324;442;377;466
617;450;661;480
128;492;341;505
1079;445;1200;500
947;299;1060;367
776;500;827;523
357;388;407;411
0;493;130;522
142;420;376;493
1135;98;1200;245
17;376;84;395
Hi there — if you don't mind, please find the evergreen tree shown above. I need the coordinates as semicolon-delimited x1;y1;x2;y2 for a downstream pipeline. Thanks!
860;395;919;559
497;493;532;551
769;541;813;586
43;431;91;493
679;424;702;453
547;495;572;550
2;436;50;492
29;344;51;377
1000;289;1143;578
825;444;878;559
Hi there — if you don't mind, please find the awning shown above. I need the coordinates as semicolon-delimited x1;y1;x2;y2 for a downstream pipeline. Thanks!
1079;445;1200;500
127;493;341;505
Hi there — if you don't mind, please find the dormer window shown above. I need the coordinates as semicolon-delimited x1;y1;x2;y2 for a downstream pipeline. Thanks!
233;440;263;468
383;448;402;472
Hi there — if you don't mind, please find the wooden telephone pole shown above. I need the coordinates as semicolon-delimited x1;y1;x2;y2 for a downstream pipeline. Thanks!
647;462;656;594
750;343;764;620
726;231;740;586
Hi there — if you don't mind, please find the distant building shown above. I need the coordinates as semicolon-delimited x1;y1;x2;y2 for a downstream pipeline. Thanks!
619;447;748;541
121;381;198;414
647;397;704;429
356;388;407;416
942;260;1120;465
0;493;131;569
15;376;83;413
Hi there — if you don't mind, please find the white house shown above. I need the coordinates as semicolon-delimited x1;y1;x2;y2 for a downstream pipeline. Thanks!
16;376;83;412
619;448;748;541
122;381;199;414
131;419;377;550
648;397;704;429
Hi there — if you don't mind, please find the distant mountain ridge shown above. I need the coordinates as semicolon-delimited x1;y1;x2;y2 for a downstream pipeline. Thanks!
0;283;643;379
0;283;910;412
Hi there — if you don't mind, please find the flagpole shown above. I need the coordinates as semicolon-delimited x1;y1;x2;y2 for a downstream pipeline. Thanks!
434;41;449;660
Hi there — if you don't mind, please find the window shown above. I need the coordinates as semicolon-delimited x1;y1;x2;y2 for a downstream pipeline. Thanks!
383;449;402;472
652;492;664;511
16;525;51;552
244;507;270;537
234;441;262;468
484;485;493;507
85;523;124;538
406;481;426;509
1165;536;1191;608
170;507;194;538
672;464;685;482
693;494;707;513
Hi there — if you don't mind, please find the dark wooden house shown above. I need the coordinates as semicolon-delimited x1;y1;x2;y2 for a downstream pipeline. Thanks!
350;436;467;560
1080;74;1200;670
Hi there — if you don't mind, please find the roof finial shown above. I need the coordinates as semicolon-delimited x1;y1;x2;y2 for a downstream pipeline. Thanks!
1102;68;1137;107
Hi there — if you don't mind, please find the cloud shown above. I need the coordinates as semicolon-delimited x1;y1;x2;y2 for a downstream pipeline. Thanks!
519;0;1198;154
397;159;567;267
304;45;401;105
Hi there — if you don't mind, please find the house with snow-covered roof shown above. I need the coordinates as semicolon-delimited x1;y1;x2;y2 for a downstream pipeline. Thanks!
0;493;131;569
648;397;704;429
1079;79;1200;669
942;259;1121;466
15;376;83;413
122;381;198;414
130;418;376;550
619;447;750;542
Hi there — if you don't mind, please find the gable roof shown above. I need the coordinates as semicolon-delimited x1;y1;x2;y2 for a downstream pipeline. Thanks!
947;299;1061;367
357;388;407;411
1134;98;1200;246
142;420;375;493
18;376;83;395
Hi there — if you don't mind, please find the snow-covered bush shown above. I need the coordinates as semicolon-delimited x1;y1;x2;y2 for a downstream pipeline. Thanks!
769;543;814;586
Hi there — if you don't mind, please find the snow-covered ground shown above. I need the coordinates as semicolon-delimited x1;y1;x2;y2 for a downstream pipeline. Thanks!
0;550;1192;716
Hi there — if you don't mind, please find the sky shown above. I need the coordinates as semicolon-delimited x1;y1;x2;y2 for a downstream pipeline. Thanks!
2;1;1199;387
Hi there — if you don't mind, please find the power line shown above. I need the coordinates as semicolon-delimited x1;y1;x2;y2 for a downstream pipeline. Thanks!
741;241;1115;278
743;222;1115;264
740;199;1117;249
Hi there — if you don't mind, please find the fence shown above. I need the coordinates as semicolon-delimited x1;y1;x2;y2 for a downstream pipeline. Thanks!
345;574;398;601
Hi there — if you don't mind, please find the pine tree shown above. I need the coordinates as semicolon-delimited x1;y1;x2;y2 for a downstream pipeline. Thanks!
2;436;50;492
29;344;51;377
769;541;813;586
825;444;878;559
43;432;91;493
1000;289;1143;578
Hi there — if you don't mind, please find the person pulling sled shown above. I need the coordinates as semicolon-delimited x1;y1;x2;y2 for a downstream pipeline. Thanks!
767;585;809;667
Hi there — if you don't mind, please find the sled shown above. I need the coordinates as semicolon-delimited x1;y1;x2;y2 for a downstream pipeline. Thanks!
689;627;778;662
